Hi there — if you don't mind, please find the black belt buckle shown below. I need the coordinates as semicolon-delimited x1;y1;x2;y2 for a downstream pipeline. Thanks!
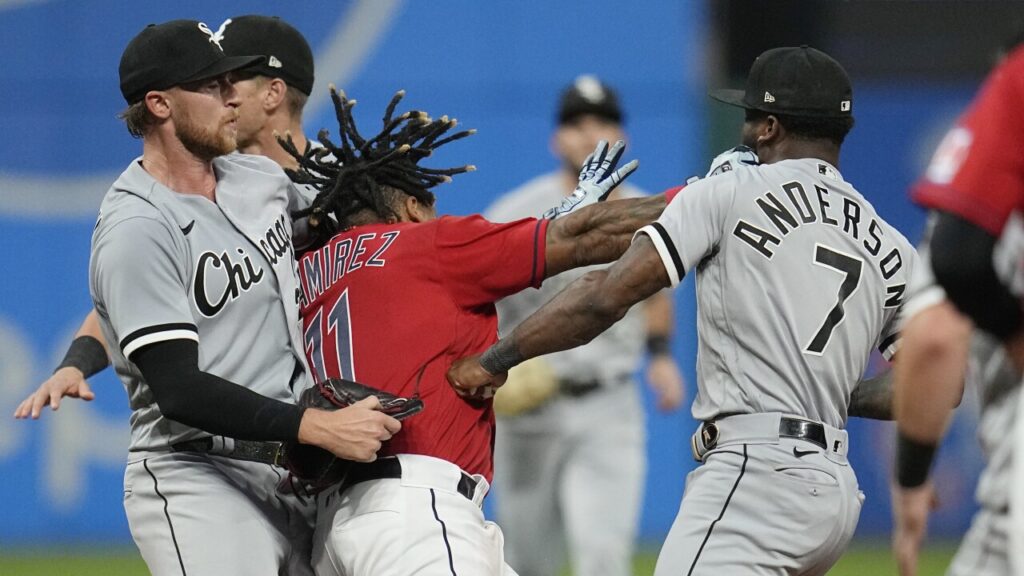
690;421;719;462
778;417;826;449
701;422;719;451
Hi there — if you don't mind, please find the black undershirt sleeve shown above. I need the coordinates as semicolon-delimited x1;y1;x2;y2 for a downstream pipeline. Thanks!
930;210;1022;339
132;339;305;441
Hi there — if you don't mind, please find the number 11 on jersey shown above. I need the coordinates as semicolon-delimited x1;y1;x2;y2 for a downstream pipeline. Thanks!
303;288;356;382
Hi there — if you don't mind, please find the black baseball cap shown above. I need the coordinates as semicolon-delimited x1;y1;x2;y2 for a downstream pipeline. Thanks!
710;46;853;118
557;75;624;125
119;20;263;105
218;15;315;96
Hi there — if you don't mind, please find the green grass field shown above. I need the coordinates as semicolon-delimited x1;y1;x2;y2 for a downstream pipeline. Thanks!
0;541;957;575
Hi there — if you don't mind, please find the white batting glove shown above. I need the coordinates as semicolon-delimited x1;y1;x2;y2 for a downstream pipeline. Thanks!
542;139;639;219
705;145;758;177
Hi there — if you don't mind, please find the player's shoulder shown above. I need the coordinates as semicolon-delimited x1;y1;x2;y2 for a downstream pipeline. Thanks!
98;161;170;230
486;172;561;221
876;213;917;254
217;152;289;180
432;213;537;240
434;213;494;229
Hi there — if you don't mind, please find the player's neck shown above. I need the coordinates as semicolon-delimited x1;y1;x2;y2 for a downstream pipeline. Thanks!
239;116;307;171
761;140;841;168
141;137;218;201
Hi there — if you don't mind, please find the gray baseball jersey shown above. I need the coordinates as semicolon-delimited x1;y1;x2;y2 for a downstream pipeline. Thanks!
90;153;312;452
487;172;646;384
639;158;916;428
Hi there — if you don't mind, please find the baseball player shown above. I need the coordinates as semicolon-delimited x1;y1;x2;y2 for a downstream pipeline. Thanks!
85;20;399;576
14;14;319;419
892;36;1024;576
448;46;917;575
891;240;1017;576
282;87;668;575
484;75;684;576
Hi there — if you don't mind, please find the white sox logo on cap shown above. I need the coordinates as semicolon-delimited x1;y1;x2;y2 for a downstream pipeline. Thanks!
197;22;225;51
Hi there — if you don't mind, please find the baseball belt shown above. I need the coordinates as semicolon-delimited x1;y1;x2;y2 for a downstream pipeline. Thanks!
690;413;847;462
337;456;479;502
171;436;283;467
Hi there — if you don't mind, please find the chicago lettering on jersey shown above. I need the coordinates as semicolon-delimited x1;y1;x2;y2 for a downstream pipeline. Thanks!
259;214;294;266
299;230;400;304
193;248;265;317
732;180;906;305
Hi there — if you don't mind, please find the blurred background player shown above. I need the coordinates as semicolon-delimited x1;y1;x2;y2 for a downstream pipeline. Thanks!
484;75;685;576
891;29;1024;576
15;14;318;418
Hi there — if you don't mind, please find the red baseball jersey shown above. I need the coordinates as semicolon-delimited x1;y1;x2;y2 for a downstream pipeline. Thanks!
912;46;1024;236
297;214;548;479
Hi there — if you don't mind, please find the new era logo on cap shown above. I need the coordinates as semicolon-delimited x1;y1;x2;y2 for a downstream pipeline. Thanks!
268;55;283;68
764;91;776;103
841;100;851;112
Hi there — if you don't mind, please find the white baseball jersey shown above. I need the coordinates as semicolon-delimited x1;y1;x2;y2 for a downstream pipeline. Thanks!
90;153;313;451
487;172;646;385
639;158;916;428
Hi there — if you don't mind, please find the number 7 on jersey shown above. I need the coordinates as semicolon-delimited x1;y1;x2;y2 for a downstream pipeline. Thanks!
806;244;863;355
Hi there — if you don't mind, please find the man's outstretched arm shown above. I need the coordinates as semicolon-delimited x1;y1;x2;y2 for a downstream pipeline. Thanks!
448;234;670;392
15;309;109;419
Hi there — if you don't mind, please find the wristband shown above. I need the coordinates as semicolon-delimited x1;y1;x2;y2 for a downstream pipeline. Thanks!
479;338;524;375
56;335;110;378
646;335;671;356
895;431;937;488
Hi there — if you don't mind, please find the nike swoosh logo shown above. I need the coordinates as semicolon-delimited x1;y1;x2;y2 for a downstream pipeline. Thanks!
793;447;818;458
180;220;195;235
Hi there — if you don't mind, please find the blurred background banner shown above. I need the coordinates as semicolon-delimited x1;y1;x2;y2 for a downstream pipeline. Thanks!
0;0;1018;551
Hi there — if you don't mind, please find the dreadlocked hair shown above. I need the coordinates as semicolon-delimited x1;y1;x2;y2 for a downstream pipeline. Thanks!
278;85;476;239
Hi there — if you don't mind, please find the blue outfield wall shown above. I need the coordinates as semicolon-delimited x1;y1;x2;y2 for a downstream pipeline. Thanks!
0;0;984;547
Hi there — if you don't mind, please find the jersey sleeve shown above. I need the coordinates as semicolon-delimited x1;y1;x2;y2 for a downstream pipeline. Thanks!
91;216;196;360
634;176;734;287
912;48;1024;236
435;215;549;308
900;220;948;324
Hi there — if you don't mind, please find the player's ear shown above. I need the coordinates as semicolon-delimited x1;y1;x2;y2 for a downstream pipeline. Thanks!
404;195;436;223
264;78;288;112
759;115;784;147
144;91;172;120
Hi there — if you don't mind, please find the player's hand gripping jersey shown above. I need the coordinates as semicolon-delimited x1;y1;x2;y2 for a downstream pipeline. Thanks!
641;158;916;428
297;215;548;480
